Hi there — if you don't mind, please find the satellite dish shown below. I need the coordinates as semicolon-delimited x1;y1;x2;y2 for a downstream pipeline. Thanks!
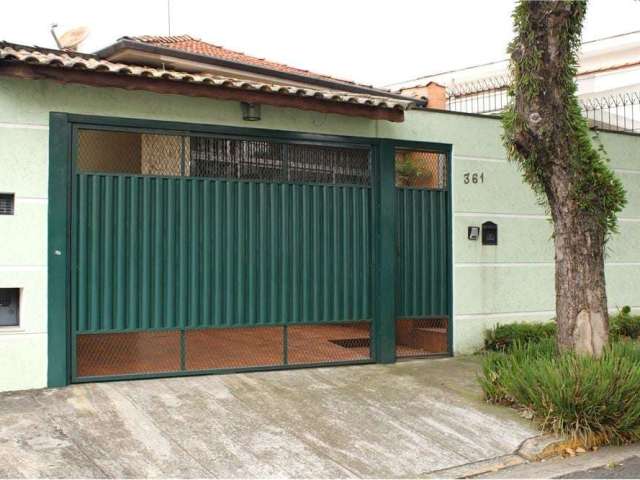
57;26;90;51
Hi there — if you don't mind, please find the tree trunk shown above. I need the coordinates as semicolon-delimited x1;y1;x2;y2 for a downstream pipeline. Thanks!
502;1;623;357
552;207;609;356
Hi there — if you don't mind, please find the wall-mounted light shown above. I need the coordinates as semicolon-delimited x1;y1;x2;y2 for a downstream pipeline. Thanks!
241;102;261;121
468;226;480;241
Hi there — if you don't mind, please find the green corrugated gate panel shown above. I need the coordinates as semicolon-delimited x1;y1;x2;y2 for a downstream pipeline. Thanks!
74;174;372;333
395;188;449;317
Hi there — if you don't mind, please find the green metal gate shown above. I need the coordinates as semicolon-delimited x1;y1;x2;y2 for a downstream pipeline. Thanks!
47;114;452;386
394;149;450;357
70;127;375;380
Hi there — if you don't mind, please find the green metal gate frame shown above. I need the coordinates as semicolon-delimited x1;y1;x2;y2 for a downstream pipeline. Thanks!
47;112;453;387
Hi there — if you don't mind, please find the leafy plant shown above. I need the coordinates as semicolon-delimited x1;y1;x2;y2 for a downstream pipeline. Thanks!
484;321;556;352
610;306;640;340
479;338;640;446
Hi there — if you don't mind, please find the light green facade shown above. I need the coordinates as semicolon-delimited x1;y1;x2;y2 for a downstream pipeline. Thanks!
1;77;639;391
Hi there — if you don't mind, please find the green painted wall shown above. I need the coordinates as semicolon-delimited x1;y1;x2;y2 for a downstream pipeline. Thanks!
1;76;639;390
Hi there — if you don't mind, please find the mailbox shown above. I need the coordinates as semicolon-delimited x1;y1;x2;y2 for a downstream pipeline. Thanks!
482;221;498;245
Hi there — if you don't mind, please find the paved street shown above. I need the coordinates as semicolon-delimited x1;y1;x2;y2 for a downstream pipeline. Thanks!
560;456;640;479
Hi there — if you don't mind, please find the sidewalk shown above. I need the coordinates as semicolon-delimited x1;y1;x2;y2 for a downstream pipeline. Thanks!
0;356;540;478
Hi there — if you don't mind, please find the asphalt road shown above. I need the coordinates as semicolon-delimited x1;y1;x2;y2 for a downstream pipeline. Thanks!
559;456;640;479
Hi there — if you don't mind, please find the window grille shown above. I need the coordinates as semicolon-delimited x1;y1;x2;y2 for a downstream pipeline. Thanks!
76;129;371;186
0;193;14;215
189;137;370;185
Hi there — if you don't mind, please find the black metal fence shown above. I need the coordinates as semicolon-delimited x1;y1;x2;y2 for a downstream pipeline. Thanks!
581;93;640;134
445;76;510;115
446;76;640;134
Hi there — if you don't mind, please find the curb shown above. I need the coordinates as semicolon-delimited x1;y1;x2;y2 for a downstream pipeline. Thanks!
517;434;568;461
422;434;569;478
423;454;526;479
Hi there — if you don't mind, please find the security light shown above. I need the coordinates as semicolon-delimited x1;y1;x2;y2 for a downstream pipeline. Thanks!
241;102;261;121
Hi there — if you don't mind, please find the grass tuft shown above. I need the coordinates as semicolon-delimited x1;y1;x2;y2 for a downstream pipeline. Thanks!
484;321;556;352
479;338;640;447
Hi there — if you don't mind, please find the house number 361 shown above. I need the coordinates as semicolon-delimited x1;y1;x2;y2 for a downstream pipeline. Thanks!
463;172;485;184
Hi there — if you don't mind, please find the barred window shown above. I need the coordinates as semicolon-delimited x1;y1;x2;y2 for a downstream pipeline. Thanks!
76;129;370;186
189;137;370;185
189;137;286;181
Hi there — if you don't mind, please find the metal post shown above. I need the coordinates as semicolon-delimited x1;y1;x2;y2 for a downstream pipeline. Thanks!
180;329;186;371
374;140;396;363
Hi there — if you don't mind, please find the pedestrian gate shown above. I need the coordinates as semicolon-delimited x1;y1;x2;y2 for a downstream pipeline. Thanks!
55;117;451;383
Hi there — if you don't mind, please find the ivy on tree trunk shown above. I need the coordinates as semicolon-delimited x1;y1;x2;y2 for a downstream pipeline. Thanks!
502;1;626;356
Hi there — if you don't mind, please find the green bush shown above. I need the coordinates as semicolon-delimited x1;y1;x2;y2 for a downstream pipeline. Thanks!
610;306;640;340
483;321;556;351
479;338;640;446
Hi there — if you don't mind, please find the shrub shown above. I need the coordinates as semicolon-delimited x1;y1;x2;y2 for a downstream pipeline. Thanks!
483;321;556;351
610;306;640;340
479;338;640;446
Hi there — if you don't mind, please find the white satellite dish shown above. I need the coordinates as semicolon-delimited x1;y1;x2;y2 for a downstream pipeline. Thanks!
56;26;90;51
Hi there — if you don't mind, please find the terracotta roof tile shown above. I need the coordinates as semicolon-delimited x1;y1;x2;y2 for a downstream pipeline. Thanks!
0;42;415;111
126;35;369;87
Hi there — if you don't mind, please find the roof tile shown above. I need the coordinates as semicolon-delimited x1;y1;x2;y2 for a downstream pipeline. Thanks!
0;42;414;111
125;35;368;87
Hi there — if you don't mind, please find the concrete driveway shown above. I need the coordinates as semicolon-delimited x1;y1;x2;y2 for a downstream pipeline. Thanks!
0;357;538;478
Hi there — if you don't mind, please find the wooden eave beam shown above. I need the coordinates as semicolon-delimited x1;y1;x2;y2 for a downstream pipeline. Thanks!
0;63;405;122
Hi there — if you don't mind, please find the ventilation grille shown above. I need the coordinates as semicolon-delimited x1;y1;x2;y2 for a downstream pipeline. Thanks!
0;193;14;215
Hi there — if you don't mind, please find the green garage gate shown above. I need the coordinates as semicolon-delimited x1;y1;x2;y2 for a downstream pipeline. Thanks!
47;114;451;384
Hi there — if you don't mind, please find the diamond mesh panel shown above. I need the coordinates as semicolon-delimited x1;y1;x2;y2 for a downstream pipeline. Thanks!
76;331;182;377
395;150;447;189
396;318;449;357
77;130;186;176
287;323;371;364
185;327;284;370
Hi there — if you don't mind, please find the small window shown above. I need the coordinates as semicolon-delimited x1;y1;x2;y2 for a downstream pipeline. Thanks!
0;193;15;215
395;150;447;189
0;288;19;326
